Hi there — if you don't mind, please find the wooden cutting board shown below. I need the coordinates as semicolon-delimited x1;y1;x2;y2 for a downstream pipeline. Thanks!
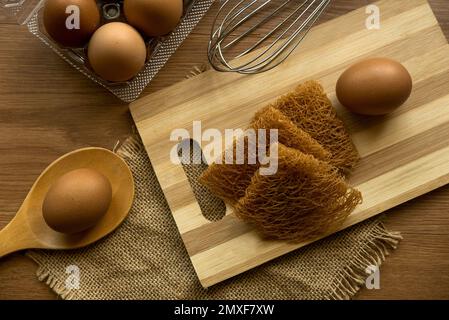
130;0;449;288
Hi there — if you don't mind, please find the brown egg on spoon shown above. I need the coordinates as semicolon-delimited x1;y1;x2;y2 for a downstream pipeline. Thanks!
42;168;112;234
43;0;101;48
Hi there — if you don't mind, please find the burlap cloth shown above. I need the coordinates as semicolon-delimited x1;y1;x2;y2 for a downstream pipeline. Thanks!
26;135;402;300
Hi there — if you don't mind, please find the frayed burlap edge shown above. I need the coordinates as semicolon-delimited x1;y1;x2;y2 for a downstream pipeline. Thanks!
327;222;402;299
32;264;75;300
114;134;143;160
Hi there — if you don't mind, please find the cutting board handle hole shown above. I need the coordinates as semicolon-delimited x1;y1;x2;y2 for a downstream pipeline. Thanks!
177;139;226;222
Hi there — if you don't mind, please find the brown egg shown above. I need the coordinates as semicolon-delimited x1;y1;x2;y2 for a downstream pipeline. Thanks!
43;0;100;48
336;58;413;116
42;168;112;234
88;22;147;82
124;0;183;37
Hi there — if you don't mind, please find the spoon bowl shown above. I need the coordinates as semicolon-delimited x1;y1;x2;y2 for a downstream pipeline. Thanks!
0;148;134;258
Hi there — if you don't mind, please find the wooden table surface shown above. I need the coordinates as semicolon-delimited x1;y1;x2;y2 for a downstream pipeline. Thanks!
1;0;448;300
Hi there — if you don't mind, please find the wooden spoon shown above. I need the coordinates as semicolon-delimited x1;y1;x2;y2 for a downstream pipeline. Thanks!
0;148;134;258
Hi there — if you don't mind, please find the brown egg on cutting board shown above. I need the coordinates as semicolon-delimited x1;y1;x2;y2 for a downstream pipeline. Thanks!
336;58;413;116
43;0;100;48
87;22;148;82
42;168;112;234
124;0;183;37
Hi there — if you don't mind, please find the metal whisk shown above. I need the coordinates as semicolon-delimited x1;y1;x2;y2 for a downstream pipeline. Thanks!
208;0;331;74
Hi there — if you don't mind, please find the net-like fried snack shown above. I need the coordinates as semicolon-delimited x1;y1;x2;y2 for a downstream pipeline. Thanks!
272;80;360;173
235;143;362;242
251;106;330;162
199;107;329;205
199;135;258;204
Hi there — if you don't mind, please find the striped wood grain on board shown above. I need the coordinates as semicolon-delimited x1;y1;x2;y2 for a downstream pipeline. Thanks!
130;0;449;287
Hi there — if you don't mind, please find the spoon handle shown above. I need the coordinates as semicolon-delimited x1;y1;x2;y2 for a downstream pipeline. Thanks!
0;214;38;258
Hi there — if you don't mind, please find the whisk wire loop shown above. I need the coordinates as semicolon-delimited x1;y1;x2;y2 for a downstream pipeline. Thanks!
208;0;331;74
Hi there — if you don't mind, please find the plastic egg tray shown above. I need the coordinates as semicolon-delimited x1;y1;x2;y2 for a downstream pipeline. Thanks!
1;0;215;102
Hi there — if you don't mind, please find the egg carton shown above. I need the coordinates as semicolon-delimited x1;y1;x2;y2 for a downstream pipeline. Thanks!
0;0;215;102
